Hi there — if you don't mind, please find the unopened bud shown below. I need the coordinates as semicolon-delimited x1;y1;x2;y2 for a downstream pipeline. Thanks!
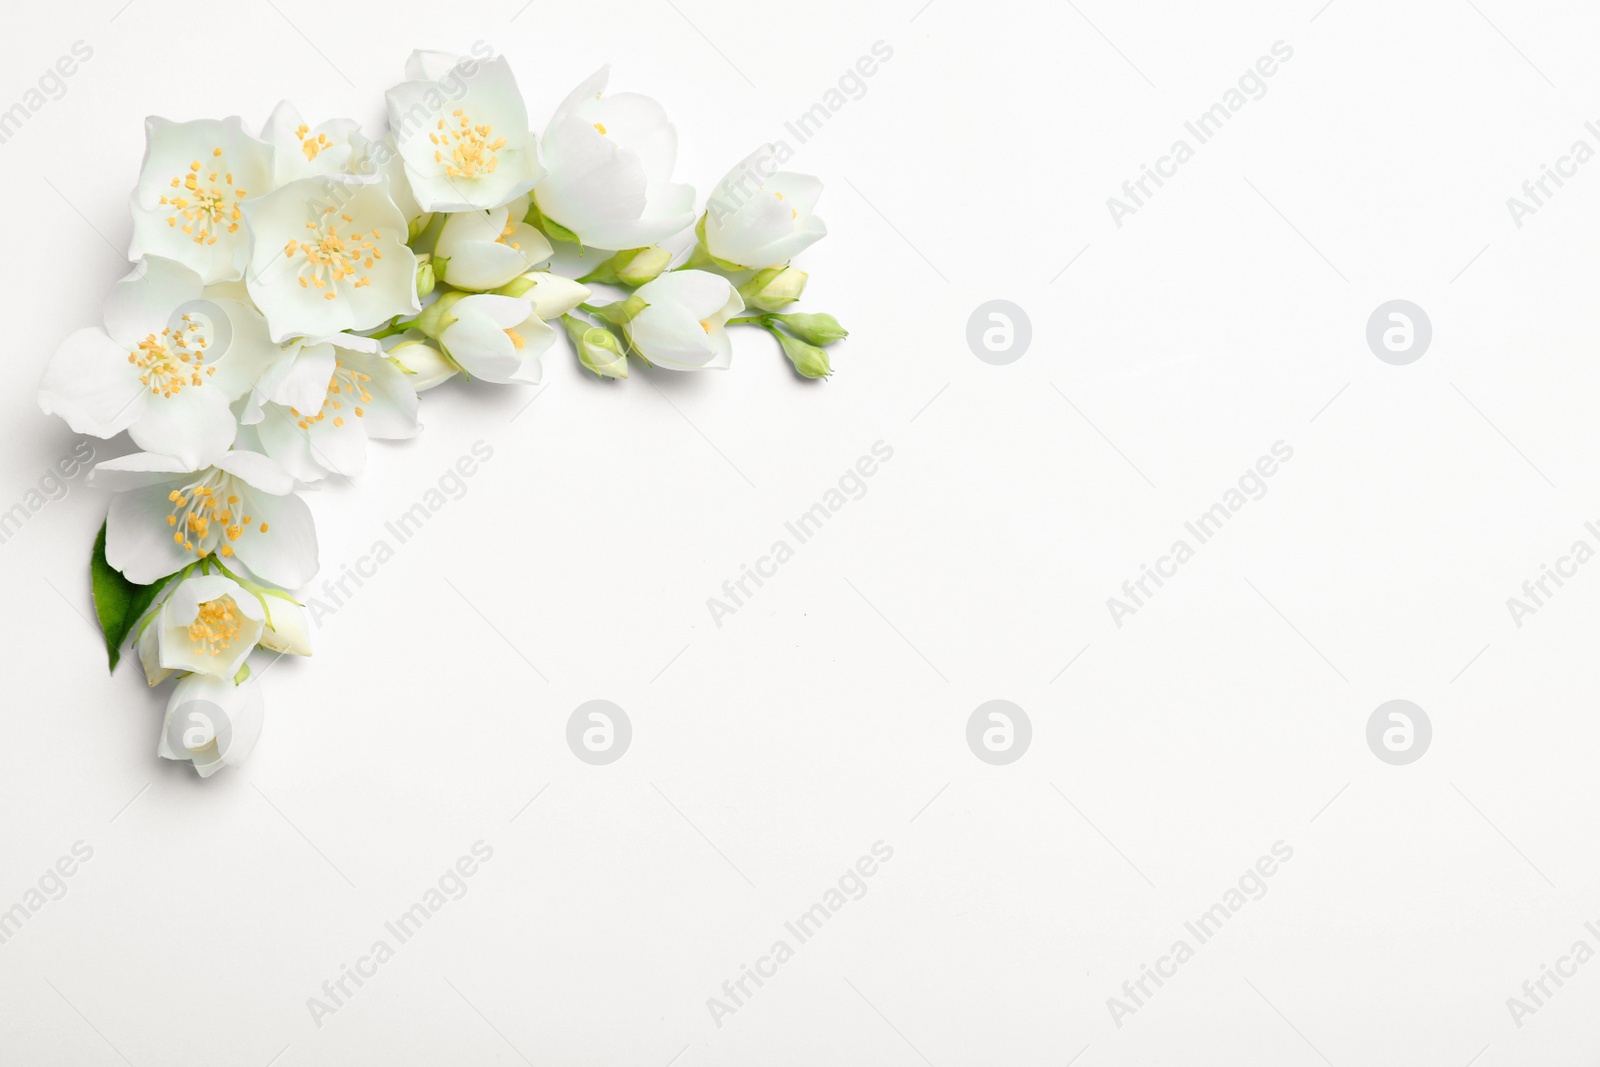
772;329;831;379
561;315;629;380
414;255;436;299
387;339;458;392
493;271;591;319
769;312;847;346
738;266;808;312
577;246;673;287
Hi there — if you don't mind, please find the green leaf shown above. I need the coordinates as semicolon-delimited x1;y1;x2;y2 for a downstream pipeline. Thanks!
89;521;173;673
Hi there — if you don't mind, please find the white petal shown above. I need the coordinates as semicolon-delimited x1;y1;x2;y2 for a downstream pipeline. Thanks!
444;238;530;291
161;674;265;776
135;611;171;687
103;256;203;344
255;404;329;484
216;449;296;495
350;350;420;439
105;481;194;584
37;327;147;440
587;91;678;181
259;598;312;656
520;272;590;320
126;388;238;469
231;489;318;588
89;453;192;492
636;270;736;317
272;342;337;415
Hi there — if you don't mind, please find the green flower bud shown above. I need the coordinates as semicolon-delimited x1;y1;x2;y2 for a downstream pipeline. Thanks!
772;328;831;379
769;312;847;346
561;316;629;379
738;266;808;312
413;291;467;339
414;255;437;299
578;247;673;287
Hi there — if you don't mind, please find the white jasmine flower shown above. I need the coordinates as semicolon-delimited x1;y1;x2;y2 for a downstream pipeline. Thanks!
135;574;265;686
702;145;827;270
242;177;419;342
434;196;552;290
533;66;695;250
158;672;264;778
385;51;543;212
90;450;317;587
129;117;273;284
425;293;553;385
248;334;421;482
624;271;743;371
38;257;275;468
262;100;374;188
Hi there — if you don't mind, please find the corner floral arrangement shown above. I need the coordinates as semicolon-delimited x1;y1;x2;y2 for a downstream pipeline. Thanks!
38;46;847;778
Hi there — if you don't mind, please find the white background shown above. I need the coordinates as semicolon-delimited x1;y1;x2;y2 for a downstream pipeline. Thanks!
4;0;1600;1063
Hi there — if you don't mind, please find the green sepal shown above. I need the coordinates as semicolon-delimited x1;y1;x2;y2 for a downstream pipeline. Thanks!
524;199;583;248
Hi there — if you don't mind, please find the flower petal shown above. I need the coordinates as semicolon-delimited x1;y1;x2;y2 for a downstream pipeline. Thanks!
37;327;147;440
231;489;318;588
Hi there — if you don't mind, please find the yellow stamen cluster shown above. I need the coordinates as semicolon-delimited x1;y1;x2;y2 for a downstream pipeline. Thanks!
187;596;243;657
774;190;796;219
165;480;264;558
505;328;526;350
289;360;373;430
499;217;522;252
430;109;506;179
287;207;382;301
161;149;247;246
128;314;214;397
296;123;332;162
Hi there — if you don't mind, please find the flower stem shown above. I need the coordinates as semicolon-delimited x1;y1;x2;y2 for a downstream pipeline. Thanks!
727;315;774;326
364;316;415;339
